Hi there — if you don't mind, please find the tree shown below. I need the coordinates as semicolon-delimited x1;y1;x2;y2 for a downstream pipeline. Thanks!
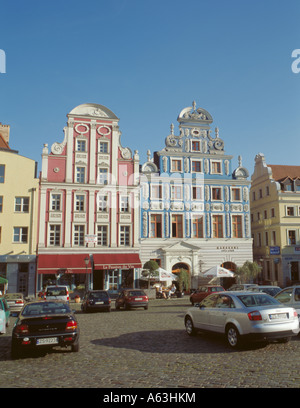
177;268;190;292
235;261;261;283
142;260;159;288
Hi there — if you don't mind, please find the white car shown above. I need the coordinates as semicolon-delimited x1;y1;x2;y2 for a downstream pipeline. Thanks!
184;291;299;348
44;285;70;303
275;286;300;321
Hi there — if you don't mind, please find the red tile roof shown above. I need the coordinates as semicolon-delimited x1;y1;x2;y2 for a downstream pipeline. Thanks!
269;164;300;181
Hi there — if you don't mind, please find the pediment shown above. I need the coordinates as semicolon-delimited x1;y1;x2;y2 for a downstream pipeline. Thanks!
160;240;200;252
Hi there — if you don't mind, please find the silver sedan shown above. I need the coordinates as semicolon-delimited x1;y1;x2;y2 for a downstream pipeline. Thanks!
184;291;299;348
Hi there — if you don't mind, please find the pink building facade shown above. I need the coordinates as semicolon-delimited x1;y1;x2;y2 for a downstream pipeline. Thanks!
37;104;141;293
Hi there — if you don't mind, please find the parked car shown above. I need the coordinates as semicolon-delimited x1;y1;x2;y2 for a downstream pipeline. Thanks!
275;286;300;321
227;284;258;291
189;285;224;305
11;300;79;359
0;297;10;333
184;291;299;348
4;293;25;314
115;289;149;310
81;290;111;313
248;285;281;297
44;285;70;303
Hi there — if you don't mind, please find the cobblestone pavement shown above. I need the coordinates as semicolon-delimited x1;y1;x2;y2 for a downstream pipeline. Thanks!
0;297;300;389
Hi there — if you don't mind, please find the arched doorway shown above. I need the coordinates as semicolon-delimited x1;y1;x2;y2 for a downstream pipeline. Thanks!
221;262;236;289
172;263;190;293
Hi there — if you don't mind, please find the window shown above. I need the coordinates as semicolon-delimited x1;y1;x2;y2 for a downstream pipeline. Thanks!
120;226;130;246
51;194;61;211
264;210;268;219
259;189;263;198
232;215;242;238
191;141;200;151
99;141;109;153
172;215;183;238
99;168;108;185
231;188;241;201
266;186;270;196
151;185;162;199
97;225;108;246
150;214;162;238
171;185;182;200
76;167;85;183
258;232;262;247
98;195;108;212
265;231;269;246
192;186;202;200
212;187;222;200
49;225;61;246
288;230;296;245
171;159;182;172
212;215;223;238
271;231;277;245
211;161;221;174
287;207;295;216
73;225;85;246
13;227;28;243
192;161;201;172
75;195;85;212
0;196;2;212
76;140;86;152
193;216;203;238
271;208;275;218
120;196;129;213
0;165;5;183
252;191;256;201
15;197;29;212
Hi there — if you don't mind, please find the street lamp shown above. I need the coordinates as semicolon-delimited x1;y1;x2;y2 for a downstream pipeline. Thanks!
84;257;89;291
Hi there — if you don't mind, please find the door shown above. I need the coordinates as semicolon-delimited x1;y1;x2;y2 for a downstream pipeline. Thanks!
93;270;104;290
194;294;218;331
208;294;234;333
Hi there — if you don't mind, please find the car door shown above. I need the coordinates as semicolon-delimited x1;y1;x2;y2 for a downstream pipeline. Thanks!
193;294;218;331
292;288;300;319
208;294;234;333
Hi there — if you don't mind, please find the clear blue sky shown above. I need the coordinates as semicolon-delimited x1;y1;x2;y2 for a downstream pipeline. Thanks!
0;0;299;176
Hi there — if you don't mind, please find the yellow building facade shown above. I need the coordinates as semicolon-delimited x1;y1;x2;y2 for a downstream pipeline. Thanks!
0;125;39;296
250;153;300;287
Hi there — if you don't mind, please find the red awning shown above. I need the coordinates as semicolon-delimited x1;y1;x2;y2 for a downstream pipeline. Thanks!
93;253;142;270
38;254;92;275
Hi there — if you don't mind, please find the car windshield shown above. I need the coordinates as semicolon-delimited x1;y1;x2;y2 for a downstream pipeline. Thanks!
89;292;108;300
46;287;67;296
238;294;280;307
22;302;71;316
127;291;145;297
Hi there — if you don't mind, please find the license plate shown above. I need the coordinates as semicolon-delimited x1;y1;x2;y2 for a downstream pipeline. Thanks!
95;301;104;304
269;313;288;320
7;301;15;305
135;298;142;301
36;337;59;345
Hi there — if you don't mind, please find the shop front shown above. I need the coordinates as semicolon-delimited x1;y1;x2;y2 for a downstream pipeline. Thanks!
92;253;142;294
37;253;92;291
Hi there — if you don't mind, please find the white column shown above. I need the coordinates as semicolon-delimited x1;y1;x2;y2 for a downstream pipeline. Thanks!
66;121;74;183
64;189;72;247
38;188;47;248
89;120;96;184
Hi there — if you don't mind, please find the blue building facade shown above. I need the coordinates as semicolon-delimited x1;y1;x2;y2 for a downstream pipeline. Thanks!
140;102;252;288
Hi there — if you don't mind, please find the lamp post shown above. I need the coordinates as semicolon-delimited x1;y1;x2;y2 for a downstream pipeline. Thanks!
84;257;89;291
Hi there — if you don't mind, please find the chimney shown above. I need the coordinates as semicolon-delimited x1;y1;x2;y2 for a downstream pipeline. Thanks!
0;123;10;144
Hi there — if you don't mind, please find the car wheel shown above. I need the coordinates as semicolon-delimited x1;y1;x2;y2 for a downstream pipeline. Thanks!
106;307;111;312
71;343;79;352
115;304;120;310
226;324;241;348
144;305;148;310
185;316;196;336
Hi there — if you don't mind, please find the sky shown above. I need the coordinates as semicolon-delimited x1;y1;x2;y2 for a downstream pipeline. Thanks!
0;0;299;177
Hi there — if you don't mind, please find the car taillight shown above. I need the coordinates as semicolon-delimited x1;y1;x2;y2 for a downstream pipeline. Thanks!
16;300;24;304
248;311;262;321
15;324;29;334
66;320;77;331
294;310;298;318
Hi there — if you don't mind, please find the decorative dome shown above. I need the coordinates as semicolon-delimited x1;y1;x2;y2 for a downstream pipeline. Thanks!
177;101;213;125
68;103;119;120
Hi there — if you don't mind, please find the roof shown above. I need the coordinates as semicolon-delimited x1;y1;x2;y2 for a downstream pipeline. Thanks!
269;164;300;182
